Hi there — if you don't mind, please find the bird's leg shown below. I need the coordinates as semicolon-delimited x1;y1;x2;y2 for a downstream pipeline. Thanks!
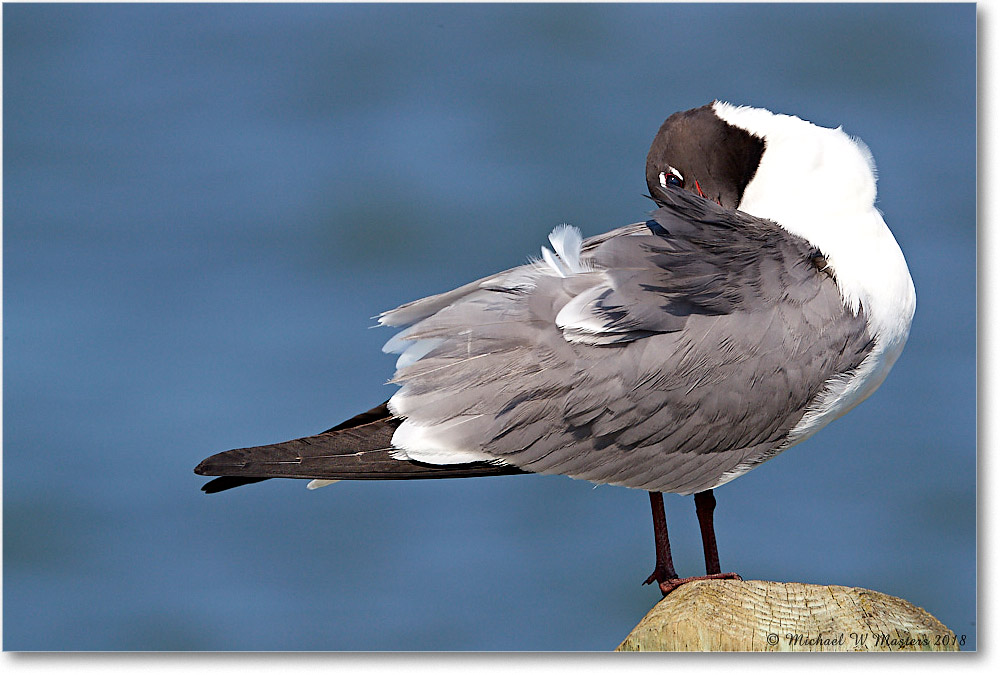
691;489;742;585
694;489;721;574
643;491;678;587
643;490;743;597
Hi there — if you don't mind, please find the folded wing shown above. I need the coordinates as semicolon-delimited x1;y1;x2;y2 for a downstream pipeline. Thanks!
382;188;874;494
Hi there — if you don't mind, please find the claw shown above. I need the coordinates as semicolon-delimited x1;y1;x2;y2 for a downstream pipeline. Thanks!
656;572;742;597
643;569;675;586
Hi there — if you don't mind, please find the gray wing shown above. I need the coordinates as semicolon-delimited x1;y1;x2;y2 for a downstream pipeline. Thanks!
381;188;873;494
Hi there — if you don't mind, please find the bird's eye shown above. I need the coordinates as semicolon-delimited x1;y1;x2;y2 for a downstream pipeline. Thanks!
658;167;684;189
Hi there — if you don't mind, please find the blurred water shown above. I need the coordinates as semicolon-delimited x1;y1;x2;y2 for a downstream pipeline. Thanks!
3;3;976;650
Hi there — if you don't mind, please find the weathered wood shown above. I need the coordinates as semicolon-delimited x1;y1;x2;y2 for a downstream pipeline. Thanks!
616;580;961;652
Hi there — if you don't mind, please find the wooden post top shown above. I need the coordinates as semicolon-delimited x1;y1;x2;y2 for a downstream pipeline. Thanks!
616;579;961;652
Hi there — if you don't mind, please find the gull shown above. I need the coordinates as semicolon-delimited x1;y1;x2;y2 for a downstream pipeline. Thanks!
196;102;916;595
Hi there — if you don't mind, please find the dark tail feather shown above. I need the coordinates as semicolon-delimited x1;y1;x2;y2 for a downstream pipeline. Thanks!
195;401;527;493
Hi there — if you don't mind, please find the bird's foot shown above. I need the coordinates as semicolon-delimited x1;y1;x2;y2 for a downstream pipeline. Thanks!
645;572;743;597
642;565;674;587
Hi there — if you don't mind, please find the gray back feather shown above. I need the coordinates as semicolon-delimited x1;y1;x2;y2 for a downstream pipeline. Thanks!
382;188;873;494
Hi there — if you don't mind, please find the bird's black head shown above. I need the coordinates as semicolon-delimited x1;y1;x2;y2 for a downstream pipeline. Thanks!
645;102;765;210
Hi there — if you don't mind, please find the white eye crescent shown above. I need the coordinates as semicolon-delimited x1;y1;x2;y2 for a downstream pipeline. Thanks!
659;166;684;188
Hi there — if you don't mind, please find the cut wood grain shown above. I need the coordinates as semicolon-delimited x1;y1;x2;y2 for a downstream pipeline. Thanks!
616;579;960;652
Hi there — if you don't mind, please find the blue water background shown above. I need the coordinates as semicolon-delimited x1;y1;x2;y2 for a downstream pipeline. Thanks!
3;3;976;650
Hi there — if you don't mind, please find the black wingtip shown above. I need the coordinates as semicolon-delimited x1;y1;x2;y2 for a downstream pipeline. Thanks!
193;458;211;476
200;476;271;494
195;453;270;493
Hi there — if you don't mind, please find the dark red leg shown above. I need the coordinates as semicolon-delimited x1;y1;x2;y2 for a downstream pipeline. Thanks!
643;490;742;597
695;489;721;574
642;491;678;587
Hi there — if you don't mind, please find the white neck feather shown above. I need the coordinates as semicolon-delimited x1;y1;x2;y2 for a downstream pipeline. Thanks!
712;101;916;367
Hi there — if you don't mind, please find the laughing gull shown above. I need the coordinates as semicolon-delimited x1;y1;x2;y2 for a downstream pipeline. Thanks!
196;102;916;595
